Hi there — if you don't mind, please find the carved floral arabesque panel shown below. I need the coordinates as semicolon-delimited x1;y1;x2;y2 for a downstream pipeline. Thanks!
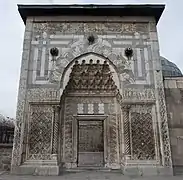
27;88;60;102
27;104;54;160
33;22;149;35
121;88;155;102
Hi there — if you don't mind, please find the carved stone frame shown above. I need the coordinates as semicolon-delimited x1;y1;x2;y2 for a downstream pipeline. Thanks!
121;103;160;166
126;104;160;166
25;102;59;162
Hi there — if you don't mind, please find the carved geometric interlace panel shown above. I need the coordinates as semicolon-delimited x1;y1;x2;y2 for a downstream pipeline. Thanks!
28;105;53;160
131;111;155;160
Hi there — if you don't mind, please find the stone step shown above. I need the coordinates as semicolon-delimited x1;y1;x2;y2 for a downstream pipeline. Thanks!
62;167;122;173
174;170;183;175
173;166;183;175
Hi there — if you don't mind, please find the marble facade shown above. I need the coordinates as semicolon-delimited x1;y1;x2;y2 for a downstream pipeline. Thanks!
11;4;173;176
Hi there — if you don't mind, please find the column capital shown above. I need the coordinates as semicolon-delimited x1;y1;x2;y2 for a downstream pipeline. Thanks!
52;105;60;111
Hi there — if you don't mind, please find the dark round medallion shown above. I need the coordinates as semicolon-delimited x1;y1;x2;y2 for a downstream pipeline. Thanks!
87;35;95;44
124;47;133;59
50;47;59;57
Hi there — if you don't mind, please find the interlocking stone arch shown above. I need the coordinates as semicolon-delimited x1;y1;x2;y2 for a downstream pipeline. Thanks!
59;52;121;95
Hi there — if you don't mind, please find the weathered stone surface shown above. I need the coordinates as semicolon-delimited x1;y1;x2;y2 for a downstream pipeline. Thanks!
0;146;13;171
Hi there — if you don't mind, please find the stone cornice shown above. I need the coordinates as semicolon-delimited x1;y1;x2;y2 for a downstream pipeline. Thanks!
18;4;165;25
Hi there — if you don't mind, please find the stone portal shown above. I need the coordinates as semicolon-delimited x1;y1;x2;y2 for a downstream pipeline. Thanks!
59;54;121;170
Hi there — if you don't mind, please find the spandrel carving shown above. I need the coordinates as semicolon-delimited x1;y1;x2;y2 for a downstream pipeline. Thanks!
49;37;134;86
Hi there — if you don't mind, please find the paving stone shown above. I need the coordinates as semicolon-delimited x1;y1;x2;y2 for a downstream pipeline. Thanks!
1;172;183;180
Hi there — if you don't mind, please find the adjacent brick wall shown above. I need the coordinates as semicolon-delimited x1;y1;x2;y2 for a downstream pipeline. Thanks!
0;144;13;171
164;77;183;175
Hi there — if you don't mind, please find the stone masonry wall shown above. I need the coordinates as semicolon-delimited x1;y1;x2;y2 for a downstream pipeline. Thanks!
164;77;183;175
0;145;13;171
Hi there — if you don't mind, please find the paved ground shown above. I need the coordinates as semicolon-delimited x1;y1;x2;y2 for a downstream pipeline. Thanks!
0;171;183;180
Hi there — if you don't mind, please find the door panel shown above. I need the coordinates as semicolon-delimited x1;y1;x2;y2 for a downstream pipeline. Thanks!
78;120;104;166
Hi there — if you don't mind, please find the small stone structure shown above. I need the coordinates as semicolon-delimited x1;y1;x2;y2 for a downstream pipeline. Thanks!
0;115;14;171
10;4;183;176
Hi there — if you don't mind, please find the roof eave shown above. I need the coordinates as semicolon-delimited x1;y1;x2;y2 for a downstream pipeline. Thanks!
18;4;165;25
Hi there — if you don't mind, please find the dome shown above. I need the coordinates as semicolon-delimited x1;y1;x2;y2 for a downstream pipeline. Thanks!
161;56;182;77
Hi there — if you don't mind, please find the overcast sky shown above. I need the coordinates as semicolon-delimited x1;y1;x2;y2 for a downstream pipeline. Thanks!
0;0;182;118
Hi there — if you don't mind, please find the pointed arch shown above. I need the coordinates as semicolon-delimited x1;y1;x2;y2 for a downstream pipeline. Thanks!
60;52;121;94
